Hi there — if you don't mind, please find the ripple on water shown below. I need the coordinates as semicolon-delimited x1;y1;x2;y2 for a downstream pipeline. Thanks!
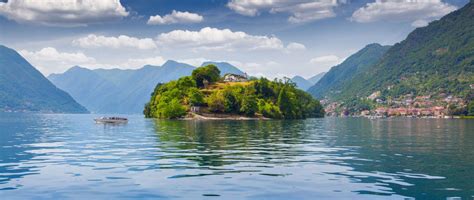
0;115;473;199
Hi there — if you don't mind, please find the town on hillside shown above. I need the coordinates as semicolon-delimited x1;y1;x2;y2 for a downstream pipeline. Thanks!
323;84;474;118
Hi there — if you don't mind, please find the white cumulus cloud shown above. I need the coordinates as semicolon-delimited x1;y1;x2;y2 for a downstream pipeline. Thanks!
156;27;285;51
286;42;307;51
72;34;157;50
351;0;457;27
227;0;342;23
0;0;129;27
125;56;166;68
19;47;96;75
147;10;203;25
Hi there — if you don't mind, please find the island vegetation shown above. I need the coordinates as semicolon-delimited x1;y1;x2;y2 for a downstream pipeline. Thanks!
144;65;324;119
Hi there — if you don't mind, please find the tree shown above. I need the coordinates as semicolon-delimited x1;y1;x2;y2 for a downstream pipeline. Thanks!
240;88;258;116
161;99;187;119
192;65;221;87
258;100;282;119
143;103;151;117
277;86;296;119
188;88;205;106
223;89;239;113
207;91;225;112
468;101;474;116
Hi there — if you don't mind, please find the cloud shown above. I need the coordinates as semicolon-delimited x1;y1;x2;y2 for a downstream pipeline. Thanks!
125;56;166;68
156;27;285;51
286;42;306;51
351;0;457;27
0;0;129;27
147;10;203;25
411;19;429;27
72;34;157;50
310;55;341;64
19;47;169;74
227;0;342;23
178;58;210;67
19;47;96;75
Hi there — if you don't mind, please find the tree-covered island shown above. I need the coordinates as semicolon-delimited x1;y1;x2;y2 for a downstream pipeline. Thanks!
144;65;325;119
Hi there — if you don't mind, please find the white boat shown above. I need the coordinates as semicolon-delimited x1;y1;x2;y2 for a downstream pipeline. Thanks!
94;117;128;124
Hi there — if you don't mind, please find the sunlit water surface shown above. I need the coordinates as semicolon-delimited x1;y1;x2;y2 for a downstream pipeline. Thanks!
0;113;473;199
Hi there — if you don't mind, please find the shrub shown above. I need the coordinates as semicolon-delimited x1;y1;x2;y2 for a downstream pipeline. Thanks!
240;94;258;116
188;88;205;106
161;99;187;119
207;91;225;112
192;65;221;87
258;100;282;119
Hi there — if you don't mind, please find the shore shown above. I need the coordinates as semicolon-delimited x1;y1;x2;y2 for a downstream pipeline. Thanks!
183;113;270;120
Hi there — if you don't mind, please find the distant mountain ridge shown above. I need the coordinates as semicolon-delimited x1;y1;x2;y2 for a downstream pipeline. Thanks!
308;72;326;84
49;61;247;114
0;45;87;113
291;76;313;91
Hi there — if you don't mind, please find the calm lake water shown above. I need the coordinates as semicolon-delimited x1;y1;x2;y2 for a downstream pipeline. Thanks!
0;113;473;199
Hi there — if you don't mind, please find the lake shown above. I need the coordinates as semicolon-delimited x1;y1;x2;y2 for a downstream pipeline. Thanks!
0;113;473;199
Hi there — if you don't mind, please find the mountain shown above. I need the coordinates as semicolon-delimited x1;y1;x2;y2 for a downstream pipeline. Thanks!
0;45;87;113
308;43;391;99
308;72;326;84
291;76;313;91
49;60;247;114
201;61;245;76
334;2;474;101
48;66;120;113
117;60;195;113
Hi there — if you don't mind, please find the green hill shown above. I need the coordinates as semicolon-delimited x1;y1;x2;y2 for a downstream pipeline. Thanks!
308;43;390;99
144;65;324;119
0;45;87;113
338;2;474;102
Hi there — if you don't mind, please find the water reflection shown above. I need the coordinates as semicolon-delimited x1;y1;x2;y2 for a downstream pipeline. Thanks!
322;118;474;199
153;120;320;170
0;113;45;189
0;114;472;199
151;118;474;199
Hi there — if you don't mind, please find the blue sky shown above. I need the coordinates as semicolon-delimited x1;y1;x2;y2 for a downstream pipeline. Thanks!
0;0;469;78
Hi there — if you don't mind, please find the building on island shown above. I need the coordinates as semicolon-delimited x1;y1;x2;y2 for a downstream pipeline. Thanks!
223;73;248;82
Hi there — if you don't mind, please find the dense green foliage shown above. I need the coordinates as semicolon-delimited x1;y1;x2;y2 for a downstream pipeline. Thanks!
468;101;474;116
144;67;325;119
307;43;391;99
192;64;221;87
0;45;88;113
330;2;474;101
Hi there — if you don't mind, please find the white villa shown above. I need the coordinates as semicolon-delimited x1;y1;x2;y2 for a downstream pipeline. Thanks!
223;73;248;82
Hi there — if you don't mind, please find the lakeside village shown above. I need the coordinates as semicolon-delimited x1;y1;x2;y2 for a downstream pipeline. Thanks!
323;84;474;118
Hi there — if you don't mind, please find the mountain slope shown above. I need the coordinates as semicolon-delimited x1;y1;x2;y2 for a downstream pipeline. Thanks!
117;61;195;113
0;45;87;113
308;72;326;84
49;66;120;113
291;76;313;91
308;43;391;99
338;2;474;101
